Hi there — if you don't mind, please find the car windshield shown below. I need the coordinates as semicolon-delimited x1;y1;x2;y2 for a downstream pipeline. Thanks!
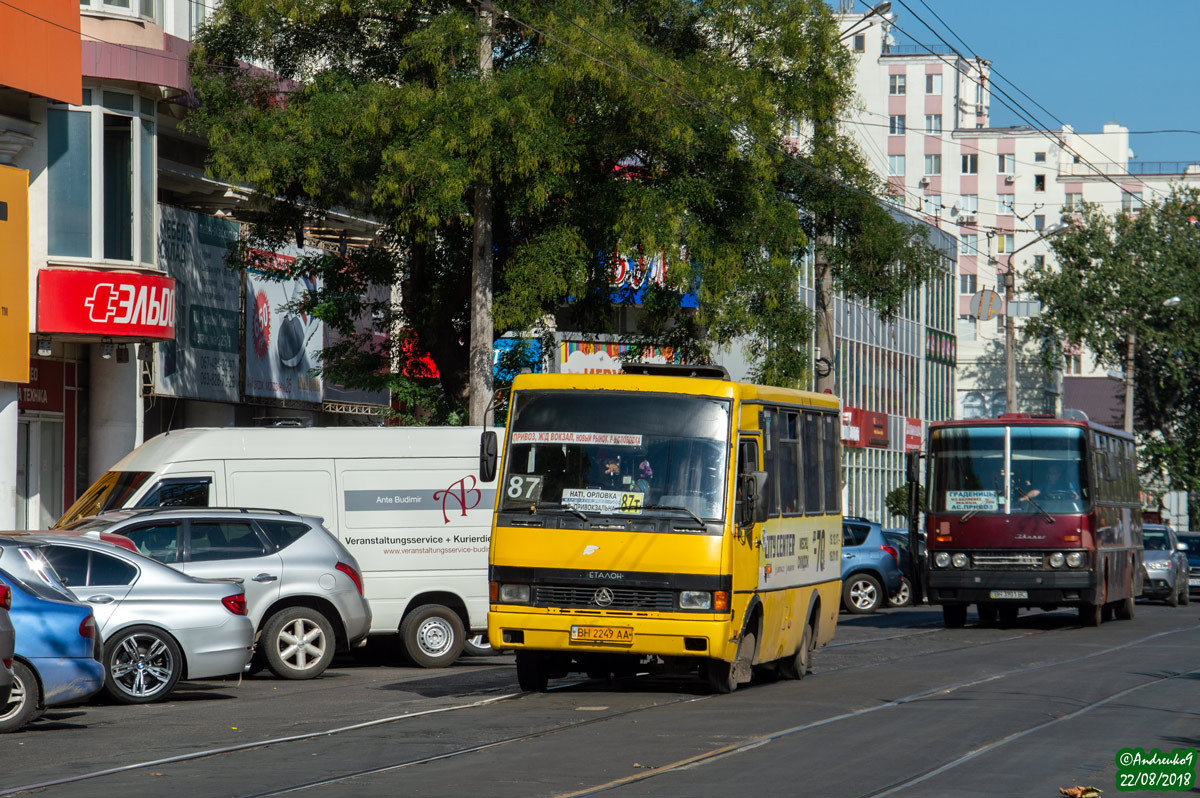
500;390;731;522
57;470;152;528
1143;529;1170;551
930;425;1089;515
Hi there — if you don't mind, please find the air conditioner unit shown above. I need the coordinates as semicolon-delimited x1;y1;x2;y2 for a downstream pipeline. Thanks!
1004;175;1015;184
958;215;977;225
918;177;930;187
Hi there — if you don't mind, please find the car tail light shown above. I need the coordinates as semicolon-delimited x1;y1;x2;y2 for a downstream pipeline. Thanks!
221;594;248;616
1;658;10;670
0;585;9;611
336;562;364;595
78;616;96;639
881;545;900;564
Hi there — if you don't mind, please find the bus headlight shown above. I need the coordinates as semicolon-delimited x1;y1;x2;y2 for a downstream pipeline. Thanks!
1048;552;1065;568
935;552;951;568
951;553;969;568
499;584;531;603
679;591;712;610
1066;552;1085;568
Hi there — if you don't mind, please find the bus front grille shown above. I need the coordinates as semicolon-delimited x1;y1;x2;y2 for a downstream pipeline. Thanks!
534;585;675;611
971;553;1043;568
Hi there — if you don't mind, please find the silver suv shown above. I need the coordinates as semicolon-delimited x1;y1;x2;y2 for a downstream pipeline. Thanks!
64;508;371;680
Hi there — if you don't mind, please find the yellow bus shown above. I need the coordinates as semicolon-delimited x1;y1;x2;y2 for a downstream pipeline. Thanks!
485;364;843;693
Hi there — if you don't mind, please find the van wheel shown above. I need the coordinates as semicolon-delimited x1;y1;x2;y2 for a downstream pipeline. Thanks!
401;605;465;669
0;662;39;732
263;607;336;679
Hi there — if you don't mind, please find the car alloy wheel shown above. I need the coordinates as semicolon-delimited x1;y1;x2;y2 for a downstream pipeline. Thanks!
0;662;40;732
843;574;882;614
263;607;336;680
105;626;183;704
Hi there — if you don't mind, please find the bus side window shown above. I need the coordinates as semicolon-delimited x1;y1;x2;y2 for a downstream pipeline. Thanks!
762;409;779;518
820;413;840;513
802;412;821;514
779;412;801;515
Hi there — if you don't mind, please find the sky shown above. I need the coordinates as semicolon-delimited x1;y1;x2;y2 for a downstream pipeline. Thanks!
847;0;1200;165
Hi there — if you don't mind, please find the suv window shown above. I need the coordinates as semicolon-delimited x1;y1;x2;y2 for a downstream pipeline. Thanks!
123;523;183;563
187;521;268;562
257;520;312;551
843;523;871;547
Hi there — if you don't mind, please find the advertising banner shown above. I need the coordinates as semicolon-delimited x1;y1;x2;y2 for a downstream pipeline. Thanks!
0;165;29;383
245;249;324;403
905;417;922;452
38;268;175;340
559;340;675;374
842;407;866;448
155;206;241;402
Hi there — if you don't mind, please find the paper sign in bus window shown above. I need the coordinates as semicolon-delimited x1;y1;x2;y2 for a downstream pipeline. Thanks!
510;431;643;447
562;488;644;514
946;490;999;512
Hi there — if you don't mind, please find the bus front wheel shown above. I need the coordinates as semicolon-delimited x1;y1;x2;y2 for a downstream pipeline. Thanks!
1114;596;1135;620
1079;602;1103;627
942;605;967;628
516;651;550;692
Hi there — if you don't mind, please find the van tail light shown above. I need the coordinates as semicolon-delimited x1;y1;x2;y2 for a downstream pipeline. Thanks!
0;585;9;611
336;562;364;596
221;594;248;616
881;545;900;564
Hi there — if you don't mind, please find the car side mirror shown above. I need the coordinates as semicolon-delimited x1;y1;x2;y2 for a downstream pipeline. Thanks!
1176;542;1189;552
480;431;499;483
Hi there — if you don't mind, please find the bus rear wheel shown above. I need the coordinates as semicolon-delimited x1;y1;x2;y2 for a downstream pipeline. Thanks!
515;651;550;692
942;604;967;628
778;622;812;681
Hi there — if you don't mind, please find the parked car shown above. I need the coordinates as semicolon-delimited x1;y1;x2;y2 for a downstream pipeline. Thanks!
841;518;904;614
32;534;255;703
1142;524;1189;607
882;529;920;607
0;538;105;732
1178;532;1200;598
0;582;13;709
63;508;371;679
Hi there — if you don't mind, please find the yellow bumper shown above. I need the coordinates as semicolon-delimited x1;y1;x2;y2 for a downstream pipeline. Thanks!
488;607;737;661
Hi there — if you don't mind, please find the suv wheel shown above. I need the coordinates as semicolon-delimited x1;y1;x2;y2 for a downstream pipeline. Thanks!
843;573;882;614
401;604;465;668
262;607;336;680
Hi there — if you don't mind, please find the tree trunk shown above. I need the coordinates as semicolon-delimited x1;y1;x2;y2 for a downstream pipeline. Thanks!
469;6;494;426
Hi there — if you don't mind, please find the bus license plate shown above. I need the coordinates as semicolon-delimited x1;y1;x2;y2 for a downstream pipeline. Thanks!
989;590;1028;600
570;625;634;645
1190;578;1200;587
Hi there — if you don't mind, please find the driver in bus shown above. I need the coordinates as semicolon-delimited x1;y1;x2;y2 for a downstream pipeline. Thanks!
1020;462;1080;503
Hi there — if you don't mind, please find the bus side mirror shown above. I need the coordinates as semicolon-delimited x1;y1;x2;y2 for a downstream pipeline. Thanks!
905;451;920;484
737;471;769;527
480;431;499;483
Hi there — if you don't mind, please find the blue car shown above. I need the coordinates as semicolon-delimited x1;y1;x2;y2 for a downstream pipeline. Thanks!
0;539;105;733
841;518;905;614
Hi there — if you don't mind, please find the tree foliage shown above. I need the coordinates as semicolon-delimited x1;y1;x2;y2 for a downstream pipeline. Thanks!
189;0;939;415
885;482;924;522
1025;189;1200;514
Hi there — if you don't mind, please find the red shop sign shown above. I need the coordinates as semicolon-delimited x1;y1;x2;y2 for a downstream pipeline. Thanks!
38;268;176;339
18;358;64;413
904;417;922;452
864;410;889;449
842;406;867;449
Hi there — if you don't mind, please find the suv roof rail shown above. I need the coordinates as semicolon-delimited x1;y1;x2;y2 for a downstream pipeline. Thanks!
131;506;295;516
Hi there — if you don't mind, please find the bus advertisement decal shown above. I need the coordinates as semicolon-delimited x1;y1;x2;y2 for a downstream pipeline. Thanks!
946;491;1000;512
510;431;643;447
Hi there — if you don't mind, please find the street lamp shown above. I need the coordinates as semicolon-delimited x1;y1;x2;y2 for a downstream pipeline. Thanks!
1001;224;1068;414
1124;295;1182;433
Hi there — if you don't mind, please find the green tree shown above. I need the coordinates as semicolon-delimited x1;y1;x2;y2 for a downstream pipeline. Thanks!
885;482;924;523
1025;189;1200;521
188;0;938;416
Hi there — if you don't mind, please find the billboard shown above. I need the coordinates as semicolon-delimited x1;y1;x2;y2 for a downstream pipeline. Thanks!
155;206;241;402
0;166;29;383
38;268;175;340
245;250;324;404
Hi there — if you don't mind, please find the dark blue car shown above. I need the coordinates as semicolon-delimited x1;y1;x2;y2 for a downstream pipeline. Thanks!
0;539;105;733
841;518;905;614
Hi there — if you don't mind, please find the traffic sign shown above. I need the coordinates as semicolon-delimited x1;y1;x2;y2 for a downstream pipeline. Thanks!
969;288;1002;321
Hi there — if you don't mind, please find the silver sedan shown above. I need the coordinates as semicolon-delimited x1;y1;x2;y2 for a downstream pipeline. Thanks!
34;536;255;704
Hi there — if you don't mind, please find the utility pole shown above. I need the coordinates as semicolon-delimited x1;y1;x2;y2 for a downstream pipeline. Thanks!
1123;329;1135;433
1004;267;1016;413
469;4;494;427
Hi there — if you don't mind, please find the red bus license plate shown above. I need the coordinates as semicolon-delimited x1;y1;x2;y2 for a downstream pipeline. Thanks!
570;625;634;644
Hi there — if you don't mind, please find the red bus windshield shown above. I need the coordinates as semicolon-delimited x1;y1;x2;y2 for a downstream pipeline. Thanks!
930;425;1089;515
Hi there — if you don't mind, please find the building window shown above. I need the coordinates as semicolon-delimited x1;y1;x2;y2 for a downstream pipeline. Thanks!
925;73;943;95
888;155;905;176
1065;192;1083;209
996;233;1015;253
925;114;942;134
960;273;977;294
1033;255;1045;269
889;74;906;95
999;195;1015;214
852;34;865;53
1034;174;1045;191
961;153;978;174
960;233;978;255
923;194;942;216
974;82;984;105
1034;151;1046;163
998;153;1015;173
79;0;156;23
960;194;978;214
47;90;157;265
1064;353;1083;375
888;192;905;207
1122;192;1144;213
924;154;941;175
1034;214;1045;231
889;115;906;135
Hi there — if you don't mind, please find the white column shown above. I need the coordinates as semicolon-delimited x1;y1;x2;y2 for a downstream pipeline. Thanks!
0;384;17;529
88;345;143;481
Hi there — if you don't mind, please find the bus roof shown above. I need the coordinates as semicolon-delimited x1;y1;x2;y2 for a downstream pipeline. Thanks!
510;372;840;411
928;413;1133;442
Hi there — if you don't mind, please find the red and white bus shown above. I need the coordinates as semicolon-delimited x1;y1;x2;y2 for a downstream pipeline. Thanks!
920;412;1142;628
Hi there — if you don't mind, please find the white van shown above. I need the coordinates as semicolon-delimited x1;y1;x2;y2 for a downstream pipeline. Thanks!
58;427;499;667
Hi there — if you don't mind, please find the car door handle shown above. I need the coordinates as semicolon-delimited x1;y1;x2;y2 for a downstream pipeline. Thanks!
252;574;279;583
843;553;855;559
86;595;116;604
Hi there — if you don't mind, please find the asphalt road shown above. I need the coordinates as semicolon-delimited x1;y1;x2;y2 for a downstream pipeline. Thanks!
3;602;1198;798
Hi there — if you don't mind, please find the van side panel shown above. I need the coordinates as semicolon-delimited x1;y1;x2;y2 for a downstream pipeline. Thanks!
226;464;337;522
337;458;495;634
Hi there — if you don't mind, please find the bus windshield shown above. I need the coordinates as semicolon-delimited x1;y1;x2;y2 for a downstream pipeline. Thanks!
500;391;731;521
931;425;1089;515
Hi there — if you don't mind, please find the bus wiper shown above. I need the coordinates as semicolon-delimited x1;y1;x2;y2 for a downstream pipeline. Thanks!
1011;484;1054;524
530;503;589;521
641;504;706;527
959;509;979;522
